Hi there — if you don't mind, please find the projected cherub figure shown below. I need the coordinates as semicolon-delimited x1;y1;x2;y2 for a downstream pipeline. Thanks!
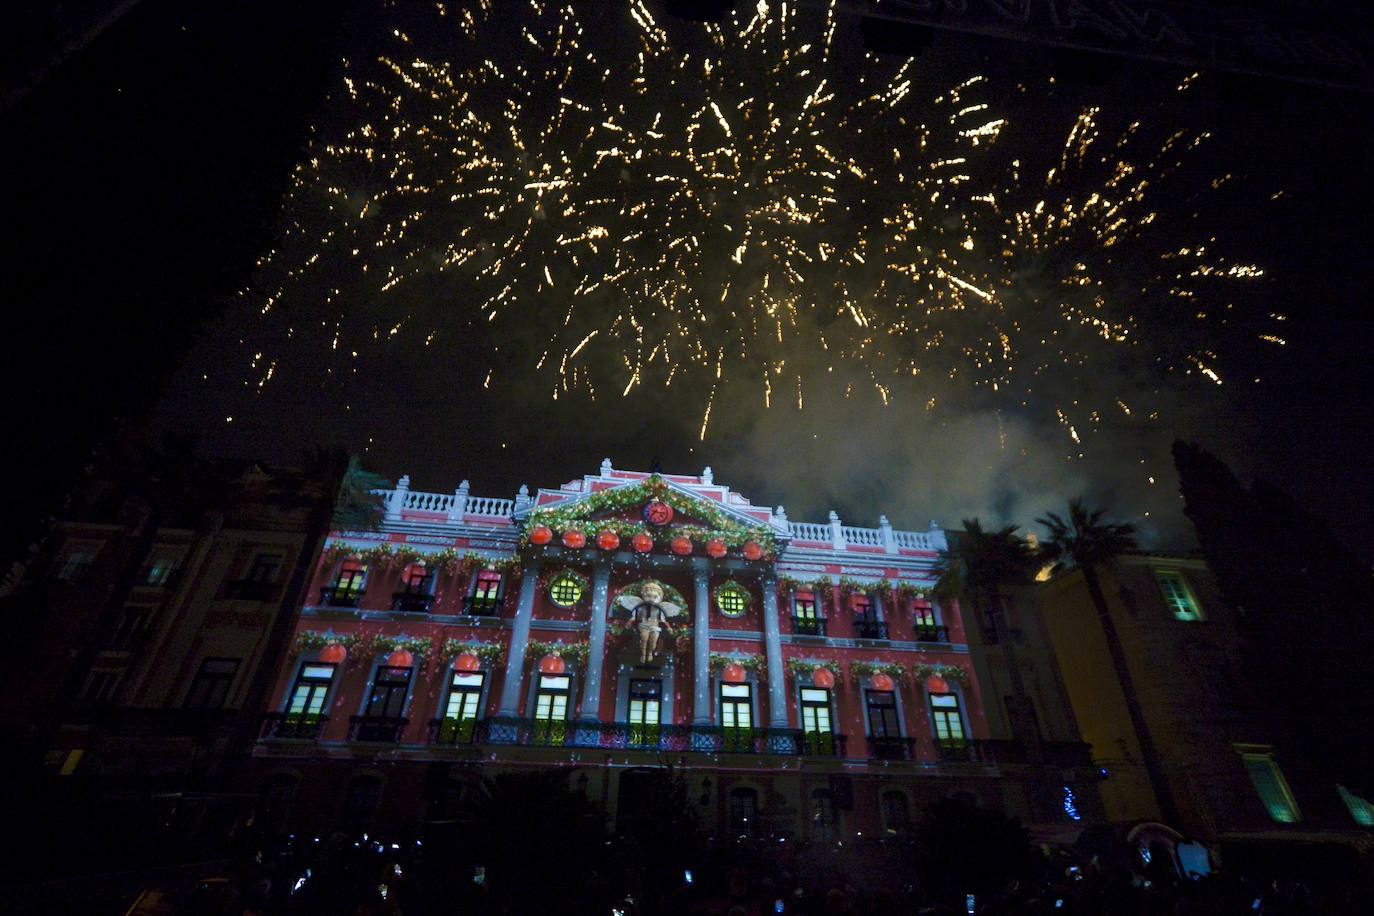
617;581;683;665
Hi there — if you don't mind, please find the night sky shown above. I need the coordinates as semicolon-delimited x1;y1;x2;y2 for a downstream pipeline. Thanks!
11;1;1374;556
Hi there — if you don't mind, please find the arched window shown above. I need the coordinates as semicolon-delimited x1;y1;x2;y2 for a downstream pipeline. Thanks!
881;791;910;834
728;787;758;837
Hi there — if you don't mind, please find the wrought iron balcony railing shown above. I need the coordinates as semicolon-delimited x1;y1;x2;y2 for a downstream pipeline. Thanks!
791;616;827;637
391;591;435;614
852;618;890;640
319;585;363;608
224;579;277;601
913;623;950;643
866;735;916;760
463;595;502;617
799;731;847;757
348;715;409;743
261;712;328;740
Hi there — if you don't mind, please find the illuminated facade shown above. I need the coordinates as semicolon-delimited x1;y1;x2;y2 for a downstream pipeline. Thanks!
254;461;1099;841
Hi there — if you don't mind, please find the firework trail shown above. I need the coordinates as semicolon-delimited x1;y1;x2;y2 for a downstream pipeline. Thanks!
238;0;1278;446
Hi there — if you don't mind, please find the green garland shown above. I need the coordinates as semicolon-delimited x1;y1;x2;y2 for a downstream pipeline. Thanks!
838;576;878;596
522;475;775;554
912;662;969;685
364;633;435;664
709;652;766;673
848;659;906;681
778;575;834;597
439;638;506;667
320;543;521;578
892;582;931;602
292;630;362;656
525;639;590;669
785;656;842;680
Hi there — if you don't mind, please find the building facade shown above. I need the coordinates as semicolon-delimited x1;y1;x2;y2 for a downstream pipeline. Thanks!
253;462;1099;844
1036;554;1374;867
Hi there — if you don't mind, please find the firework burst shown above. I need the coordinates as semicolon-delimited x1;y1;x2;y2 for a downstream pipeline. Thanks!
239;0;1278;447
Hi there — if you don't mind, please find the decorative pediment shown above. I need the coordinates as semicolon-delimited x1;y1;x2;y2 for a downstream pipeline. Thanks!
518;475;778;558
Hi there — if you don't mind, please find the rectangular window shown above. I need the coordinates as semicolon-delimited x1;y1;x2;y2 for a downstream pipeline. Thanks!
1240;750;1300;823
468;571;502;614
335;559;367;593
141;547;181;586
866;690;900;738
931;693;965;742
1158;571;1203;621
1338;785;1374;827
109;605;154;651
811;789;837;842
287;663;336;718
795;594;819;619
720;682;754;752
247;552;283;583
185;657;240;709
438;671;485;744
853;596;875;621
58;544;100;583
401;563;434;594
78;669;122;705
912;603;937;629
532;674;571;744
801;687;835;755
365;666;412;719
729;788;758;837
628;678;662;746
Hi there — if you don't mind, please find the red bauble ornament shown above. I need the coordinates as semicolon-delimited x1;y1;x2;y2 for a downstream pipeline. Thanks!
454;652;481;672
528;525;553;545
319;642;347;664
632;532;654;553
741;540;764;561
539;653;566;675
671;535;693;556
562;529;586;549
869;672;895;692
925;674;950;695
387;648;415;669
721;662;747;683
596;529;620;551
812;667;836;690
705;538;727;558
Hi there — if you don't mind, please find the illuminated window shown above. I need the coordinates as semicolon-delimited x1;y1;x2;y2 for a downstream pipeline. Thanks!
628;678;662;746
334;559;367;593
930;693;965;742
1338;785;1374;827
1240;750;1300;823
532;674;571;744
548;573;584;607
440;671;485;744
716;581;751;618
141;547;181;586
794;592;819;619
401;562;434;594
801;687;835;755
287;663;336;718
912;603;937;629
720;682;754;752
1157;571;1203;621
58;542;101;583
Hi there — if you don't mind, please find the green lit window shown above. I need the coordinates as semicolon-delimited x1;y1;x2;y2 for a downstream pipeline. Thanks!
1338;785;1374;827
548;574;584;608
716;583;750;618
1157;572;1203;621
930;693;965;741
1240;751;1299;824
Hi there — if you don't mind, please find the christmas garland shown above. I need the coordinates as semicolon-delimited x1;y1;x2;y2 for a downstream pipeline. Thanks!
777;575;833;596
912;662;969;684
522;475;775;553
838;576;882;597
785;657;843;680
292;630;362;656
525;639;590;669
892;582;931;602
709;652;766;673
439;638;506;667
363;633;435;663
848;659;906;681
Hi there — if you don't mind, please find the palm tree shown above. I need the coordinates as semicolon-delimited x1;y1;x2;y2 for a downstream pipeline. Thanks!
1037;500;1179;825
935;519;1042;747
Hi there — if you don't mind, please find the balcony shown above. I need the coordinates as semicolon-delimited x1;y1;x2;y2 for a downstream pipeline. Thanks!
799;731;847;757
136;567;182;589
934;738;989;762
391;591;435;614
914;623;950;643
348;715;409;743
261;712;328;740
866;736;916;760
463;595;502;617
319;585;363;608
224;579;277;601
852;618;889;640
429;717;482;746
429;719;820;755
791;616;827;637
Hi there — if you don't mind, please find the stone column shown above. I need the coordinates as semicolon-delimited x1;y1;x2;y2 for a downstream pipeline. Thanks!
579;561;613;720
693;564;712;724
761;572;789;728
497;559;541;717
